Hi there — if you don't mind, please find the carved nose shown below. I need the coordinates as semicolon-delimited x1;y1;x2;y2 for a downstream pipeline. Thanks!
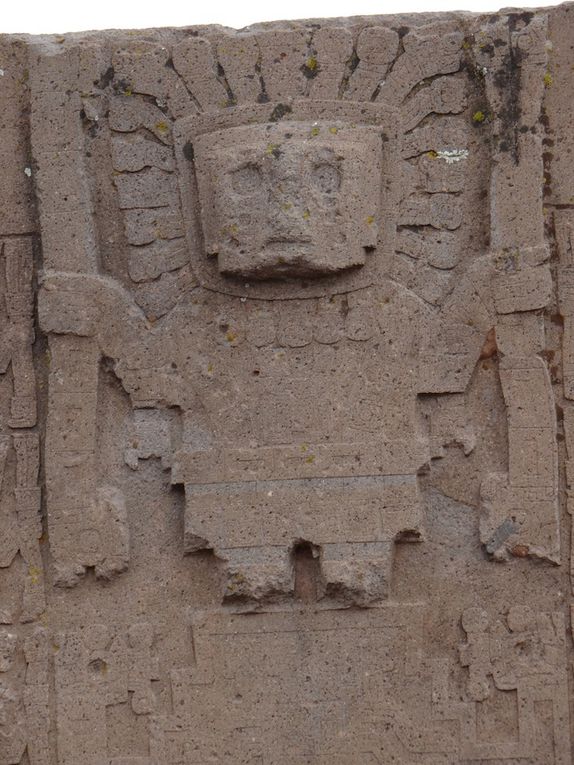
268;186;313;242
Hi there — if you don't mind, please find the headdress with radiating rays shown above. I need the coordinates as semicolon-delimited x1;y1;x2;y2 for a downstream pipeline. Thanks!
110;21;477;313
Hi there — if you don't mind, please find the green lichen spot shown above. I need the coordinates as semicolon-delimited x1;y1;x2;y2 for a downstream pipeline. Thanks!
266;143;282;158
544;72;553;88
306;56;318;71
155;121;169;134
302;209;311;220
472;111;486;124
310;126;320;137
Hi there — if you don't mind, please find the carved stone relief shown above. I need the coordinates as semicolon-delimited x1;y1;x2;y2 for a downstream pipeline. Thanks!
1;4;574;762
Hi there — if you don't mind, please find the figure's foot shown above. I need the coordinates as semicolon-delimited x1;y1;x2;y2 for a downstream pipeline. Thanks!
222;546;293;604
321;542;393;606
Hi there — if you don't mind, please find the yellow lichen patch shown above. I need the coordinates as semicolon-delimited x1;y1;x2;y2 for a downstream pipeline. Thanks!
426;150;438;159
302;209;311;220
366;215;375;226
472;110;486;123
300;444;308;452
544;71;553;88
265;143;281;157
305;454;315;464
310;126;320;137
329;126;338;135
306;56;318;71
282;202;293;211
28;565;41;585
225;329;238;343
155;121;169;134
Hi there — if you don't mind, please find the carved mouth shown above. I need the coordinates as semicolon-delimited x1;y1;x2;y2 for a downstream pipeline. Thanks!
265;238;313;250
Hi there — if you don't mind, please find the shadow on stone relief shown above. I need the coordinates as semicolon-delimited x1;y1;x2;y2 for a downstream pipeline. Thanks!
1;4;574;762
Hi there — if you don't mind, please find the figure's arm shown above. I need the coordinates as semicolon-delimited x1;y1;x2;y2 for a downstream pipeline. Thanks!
421;14;559;564
30;42;149;587
37;271;148;586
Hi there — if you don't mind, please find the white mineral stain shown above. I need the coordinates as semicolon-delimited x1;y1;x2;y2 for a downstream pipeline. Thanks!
436;149;469;164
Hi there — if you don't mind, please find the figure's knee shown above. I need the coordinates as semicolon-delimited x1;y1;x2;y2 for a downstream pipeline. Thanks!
221;546;293;604
320;542;393;606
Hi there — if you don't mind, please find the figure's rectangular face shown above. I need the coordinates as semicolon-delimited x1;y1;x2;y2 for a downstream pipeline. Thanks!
193;122;384;280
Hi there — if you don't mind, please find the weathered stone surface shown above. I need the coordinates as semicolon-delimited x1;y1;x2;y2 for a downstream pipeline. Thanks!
1;4;574;761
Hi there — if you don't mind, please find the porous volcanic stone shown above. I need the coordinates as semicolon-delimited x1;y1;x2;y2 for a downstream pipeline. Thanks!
1;5;574;762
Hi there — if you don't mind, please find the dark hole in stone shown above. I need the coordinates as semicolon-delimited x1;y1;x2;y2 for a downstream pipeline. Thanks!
292;540;320;603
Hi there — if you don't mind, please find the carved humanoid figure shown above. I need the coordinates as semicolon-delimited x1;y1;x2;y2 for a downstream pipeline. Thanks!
37;14;560;611
42;101;438;604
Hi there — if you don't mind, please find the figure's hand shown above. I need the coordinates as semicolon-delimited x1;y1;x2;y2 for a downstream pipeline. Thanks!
38;271;147;345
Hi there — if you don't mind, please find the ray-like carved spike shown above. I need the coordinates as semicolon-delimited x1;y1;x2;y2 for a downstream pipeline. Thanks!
401;119;467;159
112;40;181;100
108;96;174;144
379;28;463;106
399;193;463;230
256;29;309;101
419;152;466;193
395;227;460;269
402;77;467;133
216;34;262;104
306;27;353;99
344;26;399;101
172;36;229;111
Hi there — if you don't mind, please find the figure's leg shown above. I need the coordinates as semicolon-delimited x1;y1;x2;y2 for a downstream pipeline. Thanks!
13;434;45;622
221;546;293;603
320;541;393;605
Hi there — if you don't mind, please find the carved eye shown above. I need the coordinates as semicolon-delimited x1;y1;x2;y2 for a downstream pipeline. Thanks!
312;163;341;194
230;164;262;195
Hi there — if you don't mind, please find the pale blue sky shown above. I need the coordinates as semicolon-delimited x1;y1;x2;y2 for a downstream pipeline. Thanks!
3;0;561;35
